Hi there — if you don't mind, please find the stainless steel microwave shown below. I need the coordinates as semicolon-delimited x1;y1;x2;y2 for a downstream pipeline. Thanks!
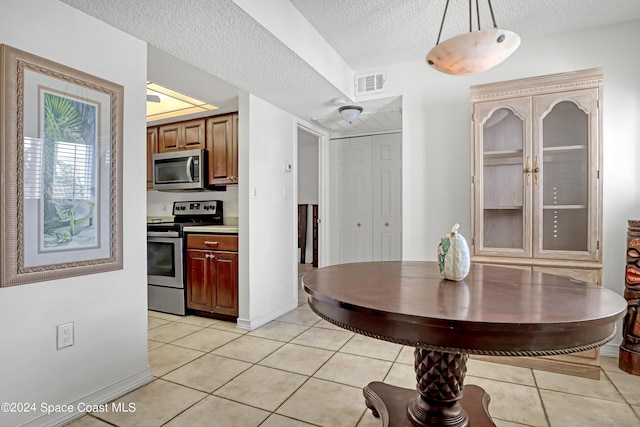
152;149;207;190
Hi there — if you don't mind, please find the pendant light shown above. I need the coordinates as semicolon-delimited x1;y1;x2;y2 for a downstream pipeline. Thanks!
426;0;520;76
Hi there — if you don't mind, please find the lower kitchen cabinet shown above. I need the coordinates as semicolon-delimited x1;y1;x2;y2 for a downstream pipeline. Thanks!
186;234;238;318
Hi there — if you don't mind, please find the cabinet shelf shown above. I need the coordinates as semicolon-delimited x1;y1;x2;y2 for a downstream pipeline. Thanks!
483;150;523;166
484;149;523;157
484;206;523;210
542;205;586;210
543;145;586;152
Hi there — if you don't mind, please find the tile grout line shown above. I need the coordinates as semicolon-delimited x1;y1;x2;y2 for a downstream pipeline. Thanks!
599;368;640;421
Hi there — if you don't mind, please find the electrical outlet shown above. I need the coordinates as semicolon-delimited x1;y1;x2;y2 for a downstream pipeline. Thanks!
57;322;74;350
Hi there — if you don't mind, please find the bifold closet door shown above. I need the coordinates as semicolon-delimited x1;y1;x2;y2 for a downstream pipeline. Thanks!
329;134;402;265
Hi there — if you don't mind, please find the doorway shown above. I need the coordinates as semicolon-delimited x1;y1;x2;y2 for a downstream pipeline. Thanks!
297;126;321;270
328;132;402;265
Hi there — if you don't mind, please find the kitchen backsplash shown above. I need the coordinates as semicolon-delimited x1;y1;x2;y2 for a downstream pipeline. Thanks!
147;186;239;219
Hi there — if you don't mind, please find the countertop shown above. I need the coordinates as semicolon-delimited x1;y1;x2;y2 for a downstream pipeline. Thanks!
147;216;239;234
183;225;239;234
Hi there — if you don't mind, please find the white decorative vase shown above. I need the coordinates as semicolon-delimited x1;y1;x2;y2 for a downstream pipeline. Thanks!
437;223;471;281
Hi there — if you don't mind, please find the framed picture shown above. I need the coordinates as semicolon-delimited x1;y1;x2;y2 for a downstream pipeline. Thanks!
0;44;123;286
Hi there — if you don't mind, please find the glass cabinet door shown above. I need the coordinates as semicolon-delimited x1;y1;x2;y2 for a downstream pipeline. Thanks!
533;88;599;260
473;97;532;257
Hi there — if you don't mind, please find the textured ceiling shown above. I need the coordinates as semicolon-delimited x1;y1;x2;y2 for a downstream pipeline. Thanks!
61;0;640;135
291;0;640;70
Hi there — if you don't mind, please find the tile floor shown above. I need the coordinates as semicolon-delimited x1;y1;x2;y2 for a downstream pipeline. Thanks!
68;265;640;427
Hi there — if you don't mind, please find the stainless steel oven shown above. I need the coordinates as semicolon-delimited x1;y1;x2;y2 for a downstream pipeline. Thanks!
147;200;224;315
147;231;186;315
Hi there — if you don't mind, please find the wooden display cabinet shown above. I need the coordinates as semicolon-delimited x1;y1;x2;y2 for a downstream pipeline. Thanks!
186;234;238;318
470;68;604;378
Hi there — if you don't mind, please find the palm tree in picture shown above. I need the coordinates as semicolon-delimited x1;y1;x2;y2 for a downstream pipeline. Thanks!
42;92;95;245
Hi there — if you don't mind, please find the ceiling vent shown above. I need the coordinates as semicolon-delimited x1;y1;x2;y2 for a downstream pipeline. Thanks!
355;72;385;96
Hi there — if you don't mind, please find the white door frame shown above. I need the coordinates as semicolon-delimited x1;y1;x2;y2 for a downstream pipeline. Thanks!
296;121;329;268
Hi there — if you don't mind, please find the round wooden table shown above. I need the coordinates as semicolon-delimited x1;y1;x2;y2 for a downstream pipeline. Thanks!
302;262;627;427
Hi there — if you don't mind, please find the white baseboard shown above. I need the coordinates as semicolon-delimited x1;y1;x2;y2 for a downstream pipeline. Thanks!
601;343;620;358
16;367;153;427
237;299;299;331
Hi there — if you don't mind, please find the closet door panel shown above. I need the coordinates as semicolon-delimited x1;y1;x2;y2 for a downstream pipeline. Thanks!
372;133;402;261
348;137;373;263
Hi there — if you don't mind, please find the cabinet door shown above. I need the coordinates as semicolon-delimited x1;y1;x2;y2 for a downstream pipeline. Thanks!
158;119;205;152
158;123;181;152
186;249;213;312
182;119;206;150
212;252;238;316
473;97;533;258
146;127;158;189
206;114;236;185
532;88;600;261
232;113;239;181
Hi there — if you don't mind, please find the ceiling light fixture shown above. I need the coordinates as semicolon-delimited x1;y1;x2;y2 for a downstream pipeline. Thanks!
339;105;363;123
426;0;520;76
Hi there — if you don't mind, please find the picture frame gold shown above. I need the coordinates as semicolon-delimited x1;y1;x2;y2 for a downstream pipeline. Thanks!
0;44;123;286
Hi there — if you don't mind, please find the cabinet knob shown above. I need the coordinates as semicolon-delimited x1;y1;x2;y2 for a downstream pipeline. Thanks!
385;222;389;227
357;223;361;227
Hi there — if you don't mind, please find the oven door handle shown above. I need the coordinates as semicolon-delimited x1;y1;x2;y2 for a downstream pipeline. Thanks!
147;231;181;238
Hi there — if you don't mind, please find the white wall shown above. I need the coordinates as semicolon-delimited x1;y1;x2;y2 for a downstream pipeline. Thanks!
237;94;298;330
0;1;151;426
358;20;640;354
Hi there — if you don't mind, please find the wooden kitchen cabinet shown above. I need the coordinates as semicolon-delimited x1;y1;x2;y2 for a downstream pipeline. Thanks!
186;234;238;318
206;113;238;185
470;68;604;378
158;118;205;152
147;112;239;188
146;126;158;189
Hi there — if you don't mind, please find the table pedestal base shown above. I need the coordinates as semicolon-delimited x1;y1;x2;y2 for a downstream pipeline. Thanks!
364;349;495;426
364;383;494;427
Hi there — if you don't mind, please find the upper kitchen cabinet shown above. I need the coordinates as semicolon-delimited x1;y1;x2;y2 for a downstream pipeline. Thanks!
147;113;239;189
471;68;603;269
146;126;158;189
206;113;238;185
158;118;206;152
